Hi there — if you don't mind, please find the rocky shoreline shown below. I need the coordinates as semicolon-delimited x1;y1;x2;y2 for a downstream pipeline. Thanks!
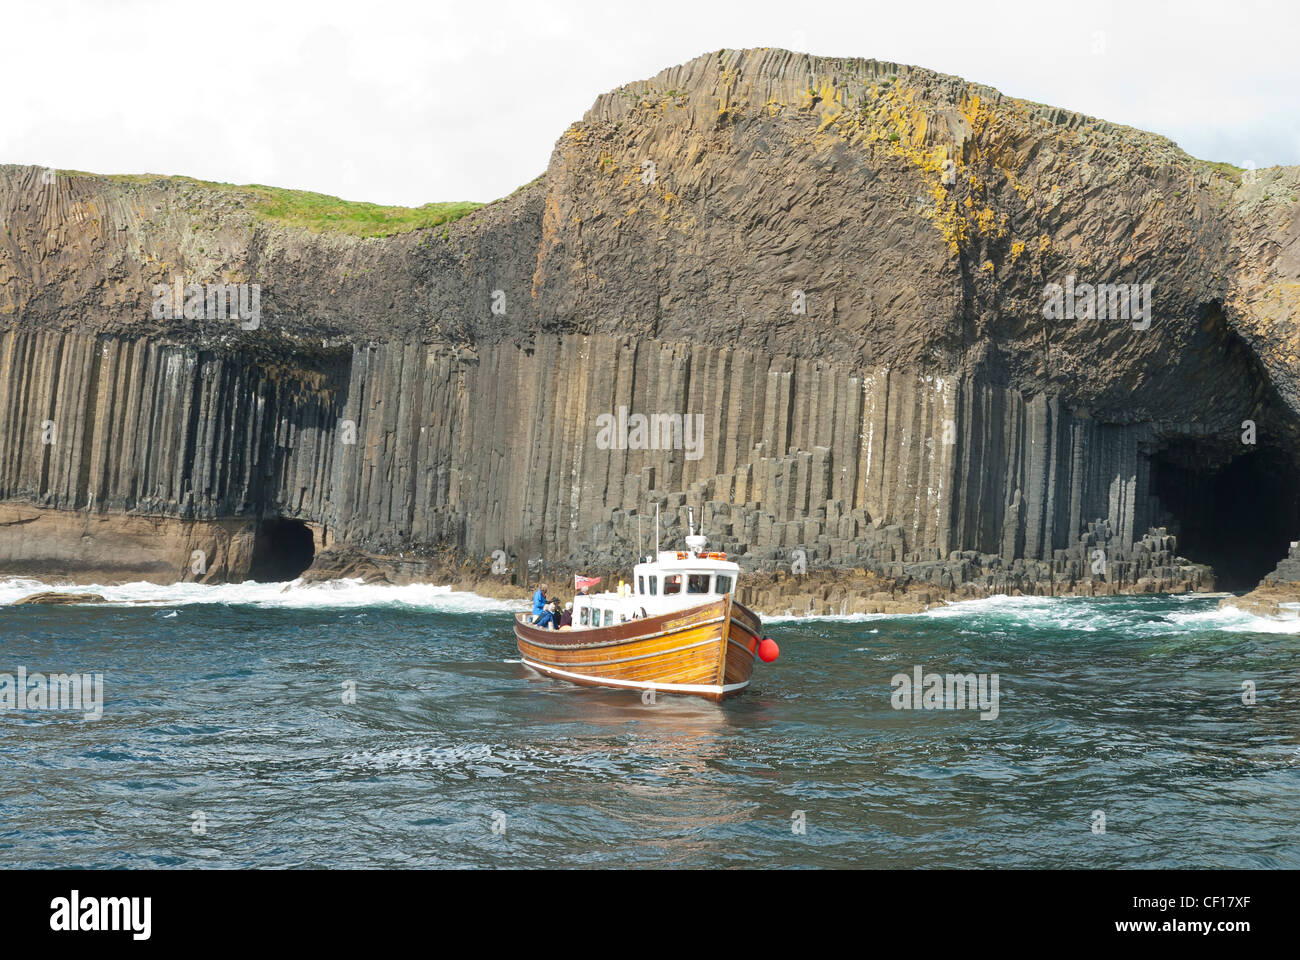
2;500;1217;617
439;566;1220;618
1218;541;1300;618
298;539;1215;618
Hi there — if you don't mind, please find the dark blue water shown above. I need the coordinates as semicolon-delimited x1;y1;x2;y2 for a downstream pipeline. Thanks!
1;583;1297;868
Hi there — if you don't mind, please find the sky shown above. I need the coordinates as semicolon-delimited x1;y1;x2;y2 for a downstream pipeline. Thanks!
2;0;1296;207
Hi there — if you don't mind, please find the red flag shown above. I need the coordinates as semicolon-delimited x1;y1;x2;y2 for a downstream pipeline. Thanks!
574;575;601;592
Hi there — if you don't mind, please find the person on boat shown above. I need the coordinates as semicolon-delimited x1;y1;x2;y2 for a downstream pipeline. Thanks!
536;600;558;630
531;584;548;623
559;602;573;628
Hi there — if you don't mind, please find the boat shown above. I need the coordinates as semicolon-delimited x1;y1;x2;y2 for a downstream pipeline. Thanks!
514;508;779;701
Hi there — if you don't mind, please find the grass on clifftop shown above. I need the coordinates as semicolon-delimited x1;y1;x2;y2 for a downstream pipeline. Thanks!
65;171;485;238
1199;159;1247;178
252;187;482;238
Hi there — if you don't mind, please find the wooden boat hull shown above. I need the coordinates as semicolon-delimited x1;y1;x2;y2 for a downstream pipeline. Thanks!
514;595;763;702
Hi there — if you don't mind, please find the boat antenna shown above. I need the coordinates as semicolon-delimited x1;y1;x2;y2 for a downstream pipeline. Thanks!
655;502;660;558
637;514;643;560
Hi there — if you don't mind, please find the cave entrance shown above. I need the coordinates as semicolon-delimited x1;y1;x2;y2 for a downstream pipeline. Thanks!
1151;442;1300;591
249;519;316;582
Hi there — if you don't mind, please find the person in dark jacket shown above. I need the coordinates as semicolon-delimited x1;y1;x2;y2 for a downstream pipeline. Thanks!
559;602;573;628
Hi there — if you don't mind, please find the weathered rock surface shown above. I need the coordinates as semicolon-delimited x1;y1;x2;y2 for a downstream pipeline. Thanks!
12;591;107;605
2;48;1298;610
1220;540;1300;617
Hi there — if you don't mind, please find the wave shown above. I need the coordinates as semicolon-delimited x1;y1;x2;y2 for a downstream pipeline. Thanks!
6;575;1299;634
923;592;1300;635
0;577;524;613
765;593;1074;624
766;591;1300;636
764;611;892;623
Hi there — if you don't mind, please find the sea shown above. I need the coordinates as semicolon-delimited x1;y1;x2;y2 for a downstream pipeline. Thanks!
1;579;1297;868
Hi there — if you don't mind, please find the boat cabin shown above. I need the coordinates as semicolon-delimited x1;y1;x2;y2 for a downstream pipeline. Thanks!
572;533;739;629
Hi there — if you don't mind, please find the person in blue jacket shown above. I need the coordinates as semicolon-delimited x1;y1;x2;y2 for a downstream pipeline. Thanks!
536;601;558;629
531;584;548;623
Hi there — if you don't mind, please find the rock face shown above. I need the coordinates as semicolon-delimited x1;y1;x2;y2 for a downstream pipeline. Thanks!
1;48;1297;610
11;591;107;605
1221;541;1300;617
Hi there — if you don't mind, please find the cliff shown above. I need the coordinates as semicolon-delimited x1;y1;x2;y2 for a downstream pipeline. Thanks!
2;48;1298;612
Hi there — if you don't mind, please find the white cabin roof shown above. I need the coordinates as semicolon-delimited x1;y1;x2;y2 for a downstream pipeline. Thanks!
643;549;739;570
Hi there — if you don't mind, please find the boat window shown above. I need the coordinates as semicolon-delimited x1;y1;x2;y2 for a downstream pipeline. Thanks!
603;609;614;626
687;574;710;594
638;575;645;595
648;576;658;595
715;574;732;594
580;606;589;626
664;574;681;595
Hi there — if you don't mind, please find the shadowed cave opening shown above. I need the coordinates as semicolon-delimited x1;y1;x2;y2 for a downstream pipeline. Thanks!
249;519;316;582
1150;442;1300;591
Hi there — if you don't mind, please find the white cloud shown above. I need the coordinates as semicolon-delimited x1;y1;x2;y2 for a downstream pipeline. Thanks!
1;0;1294;206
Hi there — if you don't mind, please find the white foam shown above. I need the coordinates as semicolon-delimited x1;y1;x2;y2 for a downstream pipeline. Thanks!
923;592;1300;635
1219;611;1300;634
764;590;1300;637
764;611;892;623
7;575;1298;634
0;576;524;613
922;594;1065;618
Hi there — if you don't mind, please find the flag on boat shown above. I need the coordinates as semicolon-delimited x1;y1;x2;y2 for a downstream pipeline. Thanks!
574;575;601;592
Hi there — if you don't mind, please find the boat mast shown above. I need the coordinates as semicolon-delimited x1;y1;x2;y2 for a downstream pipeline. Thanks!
654;502;660;558
685;505;706;556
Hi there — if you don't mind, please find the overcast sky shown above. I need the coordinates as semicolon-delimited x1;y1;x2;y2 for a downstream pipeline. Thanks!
3;0;1296;207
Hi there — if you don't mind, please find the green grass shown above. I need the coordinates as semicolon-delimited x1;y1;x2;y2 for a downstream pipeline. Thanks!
1198;159;1247;179
61;171;486;239
252;187;482;238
